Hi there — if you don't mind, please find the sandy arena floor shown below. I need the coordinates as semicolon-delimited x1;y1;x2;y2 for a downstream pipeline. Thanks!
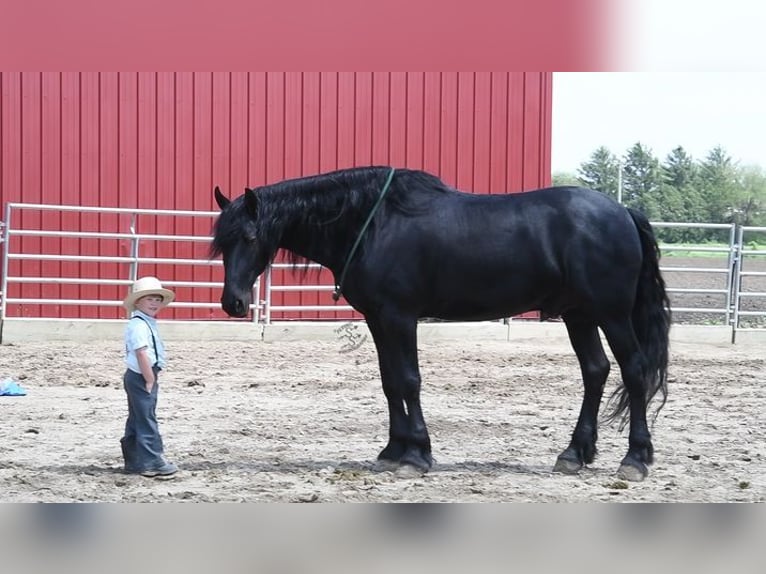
0;332;763;502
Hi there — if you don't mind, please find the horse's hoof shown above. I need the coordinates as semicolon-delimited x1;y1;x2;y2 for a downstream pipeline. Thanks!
372;459;400;473
400;450;433;472
395;464;426;478
553;457;582;475
378;442;407;463
616;462;648;482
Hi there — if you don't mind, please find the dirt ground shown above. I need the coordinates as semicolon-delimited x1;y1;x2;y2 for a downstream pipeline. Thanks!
1;331;763;502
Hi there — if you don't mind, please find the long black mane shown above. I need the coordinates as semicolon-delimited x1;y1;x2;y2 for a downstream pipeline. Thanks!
211;166;449;264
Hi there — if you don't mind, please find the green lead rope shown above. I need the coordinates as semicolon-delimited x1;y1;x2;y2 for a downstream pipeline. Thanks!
333;167;396;302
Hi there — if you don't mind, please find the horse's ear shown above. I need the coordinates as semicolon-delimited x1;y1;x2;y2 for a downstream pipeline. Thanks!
244;187;259;216
214;186;230;210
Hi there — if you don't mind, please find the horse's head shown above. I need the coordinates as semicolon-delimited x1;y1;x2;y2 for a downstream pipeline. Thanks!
211;186;268;318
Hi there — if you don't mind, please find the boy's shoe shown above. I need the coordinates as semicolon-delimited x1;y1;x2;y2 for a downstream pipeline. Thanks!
141;462;178;477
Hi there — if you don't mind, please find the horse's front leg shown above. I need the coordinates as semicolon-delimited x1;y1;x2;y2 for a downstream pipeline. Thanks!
366;314;433;471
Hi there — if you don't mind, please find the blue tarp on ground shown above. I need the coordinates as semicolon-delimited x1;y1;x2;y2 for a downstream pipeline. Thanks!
0;378;26;396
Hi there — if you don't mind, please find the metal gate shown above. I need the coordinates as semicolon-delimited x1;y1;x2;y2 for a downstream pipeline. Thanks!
652;222;738;325
732;225;766;341
0;202;256;324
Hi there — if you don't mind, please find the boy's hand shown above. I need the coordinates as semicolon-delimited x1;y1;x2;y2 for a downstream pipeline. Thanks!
136;347;156;393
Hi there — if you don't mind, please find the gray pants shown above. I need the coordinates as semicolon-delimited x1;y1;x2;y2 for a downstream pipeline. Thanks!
121;367;165;472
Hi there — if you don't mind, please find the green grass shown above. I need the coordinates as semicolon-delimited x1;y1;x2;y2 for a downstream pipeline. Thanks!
660;242;766;258
661;244;732;258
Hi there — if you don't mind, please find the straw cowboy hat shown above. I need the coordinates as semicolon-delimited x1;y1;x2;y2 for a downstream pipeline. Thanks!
123;276;175;310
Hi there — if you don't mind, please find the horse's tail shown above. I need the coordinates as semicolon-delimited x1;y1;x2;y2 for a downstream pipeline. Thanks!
607;208;671;428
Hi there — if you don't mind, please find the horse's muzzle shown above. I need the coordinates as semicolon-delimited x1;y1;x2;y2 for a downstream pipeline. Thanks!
221;294;250;318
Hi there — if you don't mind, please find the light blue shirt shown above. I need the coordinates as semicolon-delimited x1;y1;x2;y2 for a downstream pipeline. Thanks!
124;310;167;373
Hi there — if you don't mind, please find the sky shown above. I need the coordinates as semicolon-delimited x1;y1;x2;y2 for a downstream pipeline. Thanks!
552;72;766;174
622;0;765;72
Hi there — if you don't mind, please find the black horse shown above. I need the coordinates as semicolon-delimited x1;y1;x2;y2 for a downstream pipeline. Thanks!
211;166;670;481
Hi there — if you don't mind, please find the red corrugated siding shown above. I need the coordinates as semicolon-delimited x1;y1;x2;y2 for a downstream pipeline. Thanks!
0;72;552;320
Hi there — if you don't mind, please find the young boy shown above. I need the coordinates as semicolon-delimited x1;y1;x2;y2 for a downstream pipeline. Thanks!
120;276;178;477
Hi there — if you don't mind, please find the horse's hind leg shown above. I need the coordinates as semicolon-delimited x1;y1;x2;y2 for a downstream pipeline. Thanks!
554;316;610;475
600;318;653;481
366;313;433;472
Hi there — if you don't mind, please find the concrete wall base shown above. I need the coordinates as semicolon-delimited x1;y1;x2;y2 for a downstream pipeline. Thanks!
0;318;262;343
1;318;762;347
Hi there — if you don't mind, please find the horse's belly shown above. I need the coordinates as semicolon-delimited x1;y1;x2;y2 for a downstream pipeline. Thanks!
421;286;548;321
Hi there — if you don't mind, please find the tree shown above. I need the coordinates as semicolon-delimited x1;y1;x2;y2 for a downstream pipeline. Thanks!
699;146;739;224
732;165;766;227
569;144;765;237
622;143;663;217
552;171;580;186
576;146;620;199
660;147;705;239
663;146;697;190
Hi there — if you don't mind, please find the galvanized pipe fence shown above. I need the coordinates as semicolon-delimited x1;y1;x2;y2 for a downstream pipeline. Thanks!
651;222;738;324
732;225;766;339
1;202;260;323
1;204;764;342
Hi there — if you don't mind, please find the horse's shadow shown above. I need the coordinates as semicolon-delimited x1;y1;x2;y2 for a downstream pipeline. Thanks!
27;458;560;477
176;458;556;475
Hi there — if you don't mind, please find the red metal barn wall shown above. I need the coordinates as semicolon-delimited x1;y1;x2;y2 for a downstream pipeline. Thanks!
0;72;552;320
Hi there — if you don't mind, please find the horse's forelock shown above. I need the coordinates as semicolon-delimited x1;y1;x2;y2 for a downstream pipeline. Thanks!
210;197;251;258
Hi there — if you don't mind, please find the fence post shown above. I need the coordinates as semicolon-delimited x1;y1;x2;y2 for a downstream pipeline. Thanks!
731;225;744;344
125;212;140;319
264;266;272;324
128;212;140;283
251;277;260;323
725;224;737;328
1;205;12;327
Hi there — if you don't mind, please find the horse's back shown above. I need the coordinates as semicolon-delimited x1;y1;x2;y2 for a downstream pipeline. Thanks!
426;184;637;251
368;183;643;320
508;185;631;225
